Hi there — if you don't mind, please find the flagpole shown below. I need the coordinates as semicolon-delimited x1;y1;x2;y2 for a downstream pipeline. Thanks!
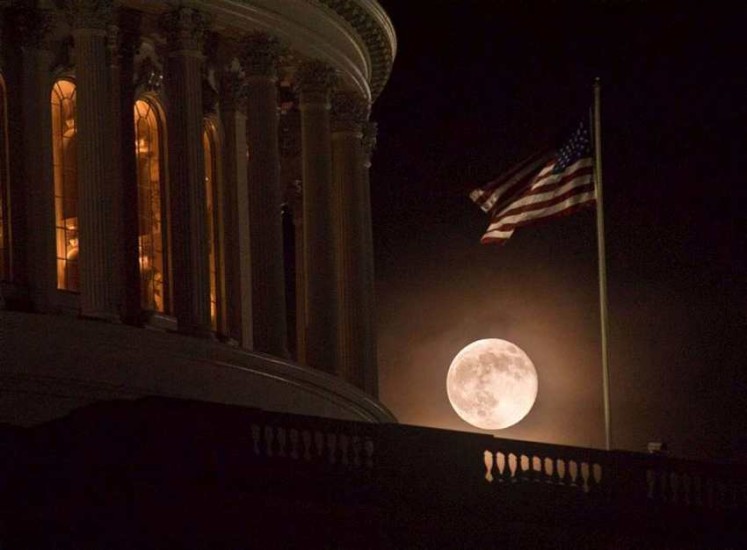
593;78;612;451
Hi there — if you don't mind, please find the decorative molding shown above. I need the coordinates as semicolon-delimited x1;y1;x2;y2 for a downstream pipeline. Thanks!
361;121;377;164
135;56;163;93
159;7;211;53
64;0;113;31
295;60;337;104
218;68;247;113
239;32;282;78
314;0;395;100
12;6;55;49
331;90;369;133
107;9;141;66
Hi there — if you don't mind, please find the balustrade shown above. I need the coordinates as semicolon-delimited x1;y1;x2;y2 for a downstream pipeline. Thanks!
483;440;746;513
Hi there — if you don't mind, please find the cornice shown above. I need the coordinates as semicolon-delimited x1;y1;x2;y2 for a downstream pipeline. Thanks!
313;0;395;100
225;0;395;100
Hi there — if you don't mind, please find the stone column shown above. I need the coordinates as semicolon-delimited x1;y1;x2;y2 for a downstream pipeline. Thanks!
239;34;288;357
285;180;305;365
160;7;212;336
16;8;56;311
279;108;303;362
296;61;337;373
109;9;141;324
331;91;370;389
218;67;251;347
67;0;119;321
361;121;379;397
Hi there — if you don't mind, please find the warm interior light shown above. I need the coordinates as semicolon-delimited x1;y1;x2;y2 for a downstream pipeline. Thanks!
51;79;79;291
203;123;218;330
134;99;165;312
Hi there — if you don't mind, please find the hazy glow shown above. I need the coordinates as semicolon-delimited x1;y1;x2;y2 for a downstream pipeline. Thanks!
446;338;538;430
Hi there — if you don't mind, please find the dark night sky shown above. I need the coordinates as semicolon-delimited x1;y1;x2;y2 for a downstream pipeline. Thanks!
370;1;747;460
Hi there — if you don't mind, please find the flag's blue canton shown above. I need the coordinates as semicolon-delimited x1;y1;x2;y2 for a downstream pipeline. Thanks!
552;122;591;174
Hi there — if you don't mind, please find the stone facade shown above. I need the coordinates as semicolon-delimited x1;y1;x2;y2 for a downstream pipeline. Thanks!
0;0;395;421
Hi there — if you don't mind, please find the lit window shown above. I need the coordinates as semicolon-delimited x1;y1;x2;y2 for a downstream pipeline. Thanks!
134;99;168;313
203;121;219;330
0;75;8;281
51;79;79;291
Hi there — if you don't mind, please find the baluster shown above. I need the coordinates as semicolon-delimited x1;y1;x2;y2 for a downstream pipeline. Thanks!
326;433;337;465
706;478;715;508
568;460;579;488
530;456;540;482
550;457;561;485
351;435;362;467
276;427;287;457
339;434;349;466
557;458;568;486
592;463;603;493
250;424;261;456
302;430;313;461
716;480;727;509
364;438;374;468
680;473;691;506
645;469;656;499
289;428;299;459
544;457;554;484
508;453;518;481
484;450;494;482
692;474;703;506
659;470;669;502
264;426;275;457
669;472;679;504
314;431;325;458
519;454;529;482
585;462;598;493
496;452;508;483
579;462;590;493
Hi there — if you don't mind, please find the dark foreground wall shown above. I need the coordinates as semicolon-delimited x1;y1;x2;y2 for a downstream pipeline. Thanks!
1;398;745;549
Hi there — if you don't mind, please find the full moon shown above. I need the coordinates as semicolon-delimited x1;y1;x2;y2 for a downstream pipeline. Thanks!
446;339;538;430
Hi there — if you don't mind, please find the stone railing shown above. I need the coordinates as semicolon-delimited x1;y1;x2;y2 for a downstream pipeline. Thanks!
247;416;376;470
482;439;746;512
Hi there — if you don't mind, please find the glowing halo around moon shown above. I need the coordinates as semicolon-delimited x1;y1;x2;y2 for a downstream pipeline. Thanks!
446;339;538;430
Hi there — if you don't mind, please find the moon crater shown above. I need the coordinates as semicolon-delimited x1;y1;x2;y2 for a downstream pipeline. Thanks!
446;339;538;430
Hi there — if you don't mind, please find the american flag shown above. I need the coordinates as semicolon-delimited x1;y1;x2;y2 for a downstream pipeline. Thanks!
470;121;596;244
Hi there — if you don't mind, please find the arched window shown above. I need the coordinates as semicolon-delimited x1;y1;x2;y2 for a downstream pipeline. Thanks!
203;121;220;330
134;98;168;313
0;74;9;281
51;79;79;291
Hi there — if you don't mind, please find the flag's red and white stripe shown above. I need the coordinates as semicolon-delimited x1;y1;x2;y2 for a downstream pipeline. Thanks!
471;156;595;244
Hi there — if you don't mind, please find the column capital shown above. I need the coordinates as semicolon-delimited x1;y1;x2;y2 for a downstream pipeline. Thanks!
362;121;378;165
107;8;142;63
239;32;282;79
295;60;337;105
12;6;55;49
218;68;247;114
63;0;113;31
331;91;369;134
135;57;163;93
160;7;210;53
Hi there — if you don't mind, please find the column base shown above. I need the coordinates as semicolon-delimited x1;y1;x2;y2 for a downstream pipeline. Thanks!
177;324;216;340
80;311;121;324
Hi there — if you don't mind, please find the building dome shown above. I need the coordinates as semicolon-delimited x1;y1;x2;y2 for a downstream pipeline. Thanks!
0;0;396;426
